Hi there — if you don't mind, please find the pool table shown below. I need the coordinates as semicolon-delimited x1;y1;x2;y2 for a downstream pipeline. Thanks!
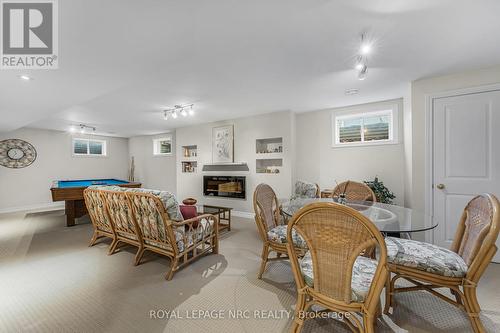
50;179;141;227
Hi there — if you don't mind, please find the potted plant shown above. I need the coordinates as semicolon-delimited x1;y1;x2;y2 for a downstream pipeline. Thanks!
364;177;396;204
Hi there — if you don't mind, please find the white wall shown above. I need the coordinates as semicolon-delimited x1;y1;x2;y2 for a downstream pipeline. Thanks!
0;128;129;212
295;99;406;205
411;65;500;218
128;132;177;193
176;111;295;213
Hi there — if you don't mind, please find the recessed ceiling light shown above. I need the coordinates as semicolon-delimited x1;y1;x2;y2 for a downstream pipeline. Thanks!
360;43;371;55
172;112;178;119
69;126;76;133
19;75;33;81
345;88;359;95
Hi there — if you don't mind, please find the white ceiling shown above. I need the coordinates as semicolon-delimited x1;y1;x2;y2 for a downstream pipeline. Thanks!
2;0;500;137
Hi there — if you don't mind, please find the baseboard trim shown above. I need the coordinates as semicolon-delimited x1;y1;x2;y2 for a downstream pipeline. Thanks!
232;210;254;219
0;202;64;214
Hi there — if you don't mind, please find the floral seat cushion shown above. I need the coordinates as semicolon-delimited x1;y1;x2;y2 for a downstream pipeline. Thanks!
267;225;308;248
300;251;378;303
385;237;468;278
145;218;215;252
126;188;183;221
117;231;138;240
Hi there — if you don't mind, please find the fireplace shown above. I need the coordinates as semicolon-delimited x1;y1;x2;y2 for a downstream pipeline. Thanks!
203;176;246;199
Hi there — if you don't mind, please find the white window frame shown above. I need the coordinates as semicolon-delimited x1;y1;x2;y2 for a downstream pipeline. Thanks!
331;105;399;148
72;138;107;157
153;136;173;156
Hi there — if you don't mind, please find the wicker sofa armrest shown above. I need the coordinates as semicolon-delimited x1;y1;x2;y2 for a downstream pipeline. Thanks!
171;214;219;254
173;213;218;229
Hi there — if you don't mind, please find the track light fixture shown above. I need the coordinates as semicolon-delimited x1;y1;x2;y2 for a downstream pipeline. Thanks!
69;124;96;134
354;33;373;80
163;104;194;121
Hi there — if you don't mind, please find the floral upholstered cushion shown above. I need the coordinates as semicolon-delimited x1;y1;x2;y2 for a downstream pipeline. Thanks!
267;225;308;248
385;237;468;278
117;231;138;240
145;218;215;252
293;180;318;199
300;251;378;303
126;188;183;221
87;185;126;191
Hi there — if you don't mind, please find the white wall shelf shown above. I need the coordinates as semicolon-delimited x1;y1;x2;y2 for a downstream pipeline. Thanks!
182;161;197;173
256;158;282;174
182;145;198;158
256;137;283;154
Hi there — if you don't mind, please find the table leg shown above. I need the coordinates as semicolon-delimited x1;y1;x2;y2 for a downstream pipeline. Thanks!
65;200;76;227
228;209;231;231
65;199;88;227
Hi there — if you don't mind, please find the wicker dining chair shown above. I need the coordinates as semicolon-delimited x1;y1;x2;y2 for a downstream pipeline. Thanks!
287;202;388;333
100;189;144;265
384;193;500;333
253;183;307;279
83;187;117;253
333;181;376;202
126;191;219;280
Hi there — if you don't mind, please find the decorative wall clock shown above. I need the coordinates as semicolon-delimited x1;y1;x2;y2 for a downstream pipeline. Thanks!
0;139;37;168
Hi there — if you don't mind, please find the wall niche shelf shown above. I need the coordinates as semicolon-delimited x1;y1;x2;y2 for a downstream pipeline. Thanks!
182;161;197;173
256;158;282;174
256;137;283;154
182;145;198;159
181;145;197;173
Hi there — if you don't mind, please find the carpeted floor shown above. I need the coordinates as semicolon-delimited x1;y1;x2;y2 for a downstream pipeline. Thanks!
0;210;499;332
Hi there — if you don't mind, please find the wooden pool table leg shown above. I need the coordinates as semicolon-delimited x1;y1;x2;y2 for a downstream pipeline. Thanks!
65;200;88;227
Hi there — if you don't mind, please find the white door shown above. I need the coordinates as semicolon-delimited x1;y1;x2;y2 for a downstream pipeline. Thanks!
433;89;500;263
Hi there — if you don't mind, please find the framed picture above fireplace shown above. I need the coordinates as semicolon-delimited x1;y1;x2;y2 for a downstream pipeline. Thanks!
212;125;234;163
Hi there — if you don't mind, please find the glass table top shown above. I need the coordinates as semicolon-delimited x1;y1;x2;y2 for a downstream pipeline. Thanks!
280;197;438;234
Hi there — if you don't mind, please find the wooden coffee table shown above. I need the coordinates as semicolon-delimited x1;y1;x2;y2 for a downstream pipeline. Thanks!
202;205;232;232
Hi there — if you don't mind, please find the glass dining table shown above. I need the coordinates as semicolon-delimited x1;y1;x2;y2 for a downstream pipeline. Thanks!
280;197;438;238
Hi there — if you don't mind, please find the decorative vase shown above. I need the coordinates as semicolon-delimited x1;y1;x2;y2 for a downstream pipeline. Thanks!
182;198;197;205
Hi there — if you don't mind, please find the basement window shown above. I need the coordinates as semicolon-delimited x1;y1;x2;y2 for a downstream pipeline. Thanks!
73;138;107;156
332;107;398;147
153;136;172;155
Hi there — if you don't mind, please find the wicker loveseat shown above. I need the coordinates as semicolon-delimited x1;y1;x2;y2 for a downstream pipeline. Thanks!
84;186;219;280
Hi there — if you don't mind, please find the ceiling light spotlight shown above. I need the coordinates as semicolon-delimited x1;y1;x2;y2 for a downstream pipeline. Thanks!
354;55;365;71
69;126;76;133
19;74;33;81
180;108;188;117
358;71;367;81
80;126;85;134
163;111;169;120
359;32;373;56
172;111;178;119
360;43;371;55
188;105;194;116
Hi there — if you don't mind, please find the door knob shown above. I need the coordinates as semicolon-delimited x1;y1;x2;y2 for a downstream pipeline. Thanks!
436;184;445;190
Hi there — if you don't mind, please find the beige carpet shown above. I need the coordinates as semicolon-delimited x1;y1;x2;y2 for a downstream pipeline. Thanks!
1;210;499;332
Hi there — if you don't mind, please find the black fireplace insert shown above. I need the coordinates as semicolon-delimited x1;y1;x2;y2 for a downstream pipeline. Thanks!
203;176;246;199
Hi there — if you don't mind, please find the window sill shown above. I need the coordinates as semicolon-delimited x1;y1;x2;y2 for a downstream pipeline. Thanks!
331;140;399;148
72;154;108;158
